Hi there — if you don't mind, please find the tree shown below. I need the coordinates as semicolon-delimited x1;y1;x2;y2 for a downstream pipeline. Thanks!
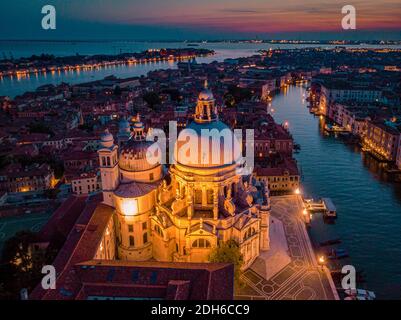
224;93;236;108
28;122;54;136
113;85;122;96
226;85;253;104
0;155;11;170
208;239;244;290
0;231;46;298
161;88;182;102
1;231;39;272
142;91;161;109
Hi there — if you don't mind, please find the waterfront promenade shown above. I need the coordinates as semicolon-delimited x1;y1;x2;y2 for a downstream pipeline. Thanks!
236;195;338;300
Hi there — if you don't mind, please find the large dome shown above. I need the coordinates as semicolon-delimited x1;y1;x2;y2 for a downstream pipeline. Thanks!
174;83;241;169
174;120;241;168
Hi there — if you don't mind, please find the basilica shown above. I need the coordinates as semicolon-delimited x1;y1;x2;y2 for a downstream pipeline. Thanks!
97;85;271;270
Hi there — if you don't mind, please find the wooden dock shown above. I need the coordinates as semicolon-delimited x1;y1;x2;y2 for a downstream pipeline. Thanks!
304;198;337;218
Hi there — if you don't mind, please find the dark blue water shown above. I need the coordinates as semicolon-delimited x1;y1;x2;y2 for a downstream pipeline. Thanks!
271;85;401;299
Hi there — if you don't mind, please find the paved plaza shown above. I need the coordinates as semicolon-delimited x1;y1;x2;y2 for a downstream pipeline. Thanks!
236;195;337;300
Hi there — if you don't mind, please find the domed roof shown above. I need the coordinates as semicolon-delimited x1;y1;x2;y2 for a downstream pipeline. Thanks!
100;129;114;148
119;138;159;172
174;85;241;169
119;118;130;131
174;120;241;168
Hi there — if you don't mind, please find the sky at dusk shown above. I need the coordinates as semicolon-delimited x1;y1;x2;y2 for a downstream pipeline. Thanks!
1;0;400;40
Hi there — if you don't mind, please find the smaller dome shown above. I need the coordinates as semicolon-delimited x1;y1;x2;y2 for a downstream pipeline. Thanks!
119;139;159;172
119;118;130;130
100;129;114;148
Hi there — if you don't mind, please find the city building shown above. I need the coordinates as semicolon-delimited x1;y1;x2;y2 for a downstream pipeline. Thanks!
254;158;300;194
71;172;101;195
0;163;55;193
319;82;382;116
397;138;401;170
363;121;400;161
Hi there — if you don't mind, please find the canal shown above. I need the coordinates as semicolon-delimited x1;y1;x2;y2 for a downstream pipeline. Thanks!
271;84;401;299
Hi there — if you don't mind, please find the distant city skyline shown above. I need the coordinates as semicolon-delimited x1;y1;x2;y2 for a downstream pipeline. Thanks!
0;0;400;40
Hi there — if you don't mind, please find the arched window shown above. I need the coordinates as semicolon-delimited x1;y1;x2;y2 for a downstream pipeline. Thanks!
143;232;148;244
129;235;135;246
194;190;202;204
207;189;214;204
243;227;256;241
192;238;211;248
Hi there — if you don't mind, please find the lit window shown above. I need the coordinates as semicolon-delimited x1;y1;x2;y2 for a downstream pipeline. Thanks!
192;239;211;248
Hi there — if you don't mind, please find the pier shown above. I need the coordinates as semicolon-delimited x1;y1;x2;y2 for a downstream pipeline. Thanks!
304;198;337;218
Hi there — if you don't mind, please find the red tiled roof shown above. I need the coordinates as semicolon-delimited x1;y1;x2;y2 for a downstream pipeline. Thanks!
39;195;89;242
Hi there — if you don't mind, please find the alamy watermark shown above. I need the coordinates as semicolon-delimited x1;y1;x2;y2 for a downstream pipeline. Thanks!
41;5;56;30
341;265;356;290
144;121;254;176
41;265;56;289
342;5;356;30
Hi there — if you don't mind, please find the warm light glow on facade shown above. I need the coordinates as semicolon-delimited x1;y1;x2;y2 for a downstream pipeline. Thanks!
121;199;138;216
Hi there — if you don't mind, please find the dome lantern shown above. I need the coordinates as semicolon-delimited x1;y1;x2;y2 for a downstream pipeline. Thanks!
131;113;145;141
194;80;218;123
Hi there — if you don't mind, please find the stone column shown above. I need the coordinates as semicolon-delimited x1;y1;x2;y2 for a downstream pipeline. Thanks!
213;186;218;220
187;186;193;219
202;185;207;206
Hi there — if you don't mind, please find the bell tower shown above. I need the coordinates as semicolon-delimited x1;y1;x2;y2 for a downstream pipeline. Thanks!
98;129;119;206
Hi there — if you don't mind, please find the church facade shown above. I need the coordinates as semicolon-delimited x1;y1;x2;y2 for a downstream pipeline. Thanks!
97;85;271;270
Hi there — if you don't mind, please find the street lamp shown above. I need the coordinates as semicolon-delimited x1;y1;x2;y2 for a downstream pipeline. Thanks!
295;188;301;195
318;255;326;271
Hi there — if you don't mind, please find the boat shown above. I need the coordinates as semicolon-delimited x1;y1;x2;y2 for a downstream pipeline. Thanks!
319;238;342;246
345;288;376;300
324;124;348;133
338;131;351;138
294;143;301;151
322;197;337;218
328;248;349;259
